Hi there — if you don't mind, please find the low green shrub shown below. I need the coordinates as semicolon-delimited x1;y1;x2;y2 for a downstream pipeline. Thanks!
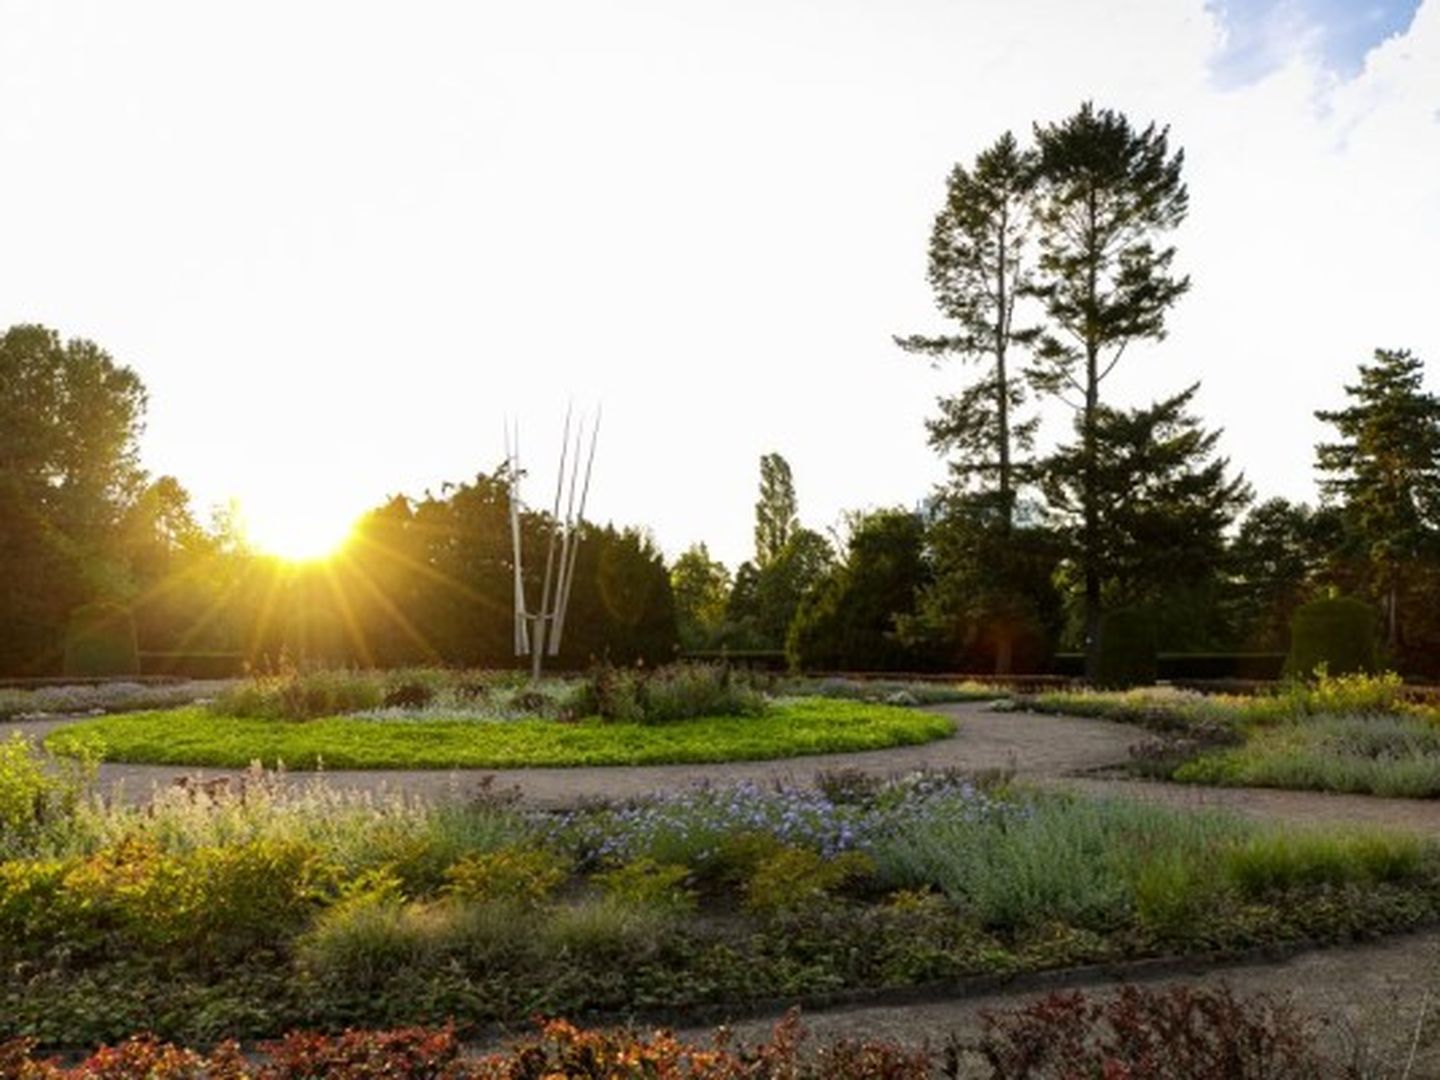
1285;596;1379;678
0;733;98;858
1;835;337;963
1174;713;1440;797
593;857;695;912
213;666;384;721
869;796;1243;931
442;847;568;906
299;894;537;991
742;847;874;913
536;896;675;965
1224;830;1425;897
577;662;768;725
62;603;139;678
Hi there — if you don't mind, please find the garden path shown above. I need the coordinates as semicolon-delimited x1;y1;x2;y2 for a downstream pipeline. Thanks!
16;703;1440;833
16;702;1440;1067
670;927;1440;1075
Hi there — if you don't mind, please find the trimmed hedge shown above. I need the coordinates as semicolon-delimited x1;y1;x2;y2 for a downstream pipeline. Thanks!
1285;597;1378;679
1095;608;1158;688
139;652;245;679
62;604;139;678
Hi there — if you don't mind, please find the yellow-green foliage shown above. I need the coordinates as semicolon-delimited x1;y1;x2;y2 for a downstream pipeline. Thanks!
742;846;874;913
593;857;695;912
0;735;52;836
1030;670;1424;733
442;847;568;906
0;732;98;856
0;836;337;961
1223;830;1424;898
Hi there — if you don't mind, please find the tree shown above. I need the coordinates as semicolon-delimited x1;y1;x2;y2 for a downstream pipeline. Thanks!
1028;104;1190;674
1224;499;1333;651
901;495;1063;673
670;543;731;651
896;132;1038;525
788;510;931;672
1315;348;1440;653
0;324;149;673
754;528;834;649
1043;385;1250;650
753;453;797;568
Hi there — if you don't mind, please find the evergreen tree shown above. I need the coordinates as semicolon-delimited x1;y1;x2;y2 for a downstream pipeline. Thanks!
788;510;930;672
896;131;1038;525
1225;499;1333;651
1028;104;1190;673
1044;385;1250;648
1315;348;1440;653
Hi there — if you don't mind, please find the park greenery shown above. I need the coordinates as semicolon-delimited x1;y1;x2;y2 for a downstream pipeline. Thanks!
3;733;1437;1053
5;97;1440;1070
1021;670;1440;798
34;664;953;769
5;107;1440;688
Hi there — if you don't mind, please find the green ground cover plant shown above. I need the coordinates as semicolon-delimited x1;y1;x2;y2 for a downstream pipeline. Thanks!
4;738;1440;1050
43;698;954;769
1023;670;1422;732
1029;671;1440;798
1175;714;1440;797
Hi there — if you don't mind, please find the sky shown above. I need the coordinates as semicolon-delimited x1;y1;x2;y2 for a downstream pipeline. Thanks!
0;0;1435;567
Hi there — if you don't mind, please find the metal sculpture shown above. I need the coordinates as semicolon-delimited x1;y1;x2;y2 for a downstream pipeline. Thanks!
504;408;599;680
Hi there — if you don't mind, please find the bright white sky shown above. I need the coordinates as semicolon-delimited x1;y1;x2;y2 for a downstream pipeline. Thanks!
1;0;1435;566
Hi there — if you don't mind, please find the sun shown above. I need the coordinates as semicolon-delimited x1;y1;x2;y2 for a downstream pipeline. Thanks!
237;496;358;563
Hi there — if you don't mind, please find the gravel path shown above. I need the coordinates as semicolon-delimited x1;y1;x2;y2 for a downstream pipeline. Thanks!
12;702;1132;807
18;705;1440;835
17;701;1440;1065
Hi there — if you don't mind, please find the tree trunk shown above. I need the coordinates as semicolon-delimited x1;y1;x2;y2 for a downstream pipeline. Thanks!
995;209;1012;533
1082;192;1102;680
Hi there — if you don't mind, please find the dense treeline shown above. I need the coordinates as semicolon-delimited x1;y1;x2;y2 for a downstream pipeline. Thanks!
0;326;675;675
4;102;1439;680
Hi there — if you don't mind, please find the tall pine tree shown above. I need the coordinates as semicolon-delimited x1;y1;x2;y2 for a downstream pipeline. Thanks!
1028;104;1190;675
896;131;1037;527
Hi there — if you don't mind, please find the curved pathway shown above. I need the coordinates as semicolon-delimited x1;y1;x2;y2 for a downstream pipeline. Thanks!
10;703;1136;807
16;704;1440;834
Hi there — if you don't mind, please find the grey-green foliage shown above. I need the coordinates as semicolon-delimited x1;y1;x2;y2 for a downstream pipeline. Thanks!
869;795;1243;930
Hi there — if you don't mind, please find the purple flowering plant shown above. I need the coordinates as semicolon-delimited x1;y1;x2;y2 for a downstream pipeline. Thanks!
550;770;1015;871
